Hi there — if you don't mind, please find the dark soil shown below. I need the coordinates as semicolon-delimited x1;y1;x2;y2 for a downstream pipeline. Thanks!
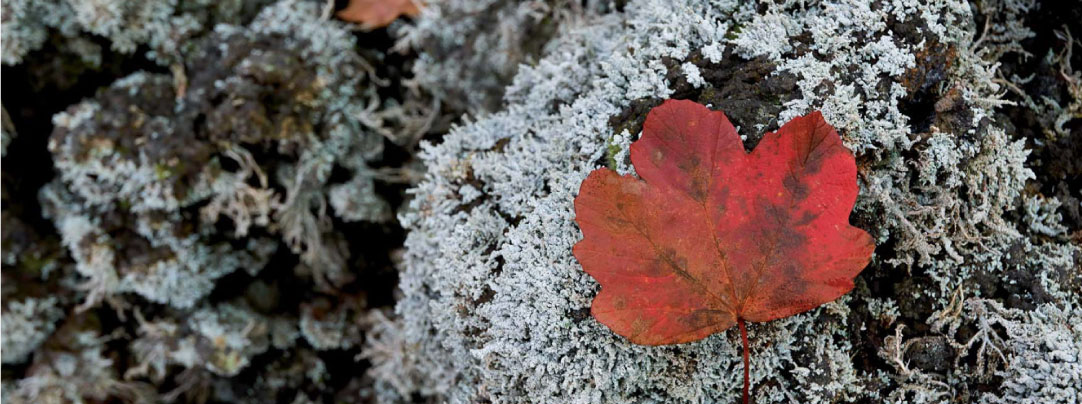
998;1;1082;236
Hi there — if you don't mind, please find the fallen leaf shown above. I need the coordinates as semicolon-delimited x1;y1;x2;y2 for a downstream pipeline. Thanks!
573;99;874;402
336;0;420;29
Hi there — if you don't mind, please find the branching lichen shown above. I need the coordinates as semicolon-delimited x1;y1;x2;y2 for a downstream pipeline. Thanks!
375;0;1080;402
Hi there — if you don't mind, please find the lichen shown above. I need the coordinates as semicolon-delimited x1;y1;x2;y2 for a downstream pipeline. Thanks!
3;2;422;399
1;0;1079;401
40;0;399;307
128;303;297;379
375;0;1081;402
1;0;273;65
0;297;64;364
397;0;603;113
5;314;155;404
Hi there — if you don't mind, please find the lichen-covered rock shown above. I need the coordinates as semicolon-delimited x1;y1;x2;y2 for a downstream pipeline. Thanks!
3;0;424;401
376;0;1081;402
1;0;1079;401
40;176;278;309
41;0;396;308
4;0;427;400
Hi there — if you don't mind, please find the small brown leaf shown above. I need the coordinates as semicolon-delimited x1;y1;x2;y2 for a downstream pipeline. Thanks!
336;0;420;29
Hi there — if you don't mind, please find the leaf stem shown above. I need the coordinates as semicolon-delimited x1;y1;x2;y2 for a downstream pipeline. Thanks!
739;317;749;404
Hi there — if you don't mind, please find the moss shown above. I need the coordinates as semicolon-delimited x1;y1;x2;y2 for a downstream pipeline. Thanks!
725;23;744;40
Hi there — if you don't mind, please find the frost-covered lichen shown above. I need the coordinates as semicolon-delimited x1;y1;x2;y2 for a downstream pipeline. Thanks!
982;303;1082;403
2;0;1079;401
0;297;64;364
5;315;154;404
128;303;297;379
1;0;273;65
397;0;601;113
40;0;399;308
40;175;277;309
375;0;1081;402
3;1;422;399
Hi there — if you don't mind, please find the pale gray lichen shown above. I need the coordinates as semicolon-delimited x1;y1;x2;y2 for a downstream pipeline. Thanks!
128;303;297;379
731;11;796;60
374;0;1080;402
396;0;602;113
3;0;418;401
40;180;277;309
0;297;64;364
0;0;50;65
0;0;273;65
681;62;705;89
881;297;1082;403
40;0;398;307
982;302;1082;403
1;0;1078;401
6;317;154;404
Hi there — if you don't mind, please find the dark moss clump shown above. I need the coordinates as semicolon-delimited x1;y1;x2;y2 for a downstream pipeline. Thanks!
48;26;350;202
0;212;69;302
49;74;212;201
180;31;324;147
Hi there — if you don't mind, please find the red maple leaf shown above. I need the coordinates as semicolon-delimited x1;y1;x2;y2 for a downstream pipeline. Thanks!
573;99;874;403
